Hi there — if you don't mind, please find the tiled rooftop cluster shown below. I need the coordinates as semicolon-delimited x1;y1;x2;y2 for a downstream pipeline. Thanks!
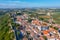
13;13;60;40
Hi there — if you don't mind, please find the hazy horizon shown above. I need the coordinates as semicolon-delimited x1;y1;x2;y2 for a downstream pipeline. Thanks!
0;0;60;8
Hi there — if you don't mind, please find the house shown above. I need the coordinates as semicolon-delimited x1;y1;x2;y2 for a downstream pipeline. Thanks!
31;19;41;26
43;30;49;36
23;14;28;19
48;38;56;40
47;35;56;40
39;36;45;40
41;26;49;31
31;19;49;31
41;22;49;31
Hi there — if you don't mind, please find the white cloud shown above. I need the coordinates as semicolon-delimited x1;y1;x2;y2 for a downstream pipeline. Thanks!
0;1;35;8
0;0;59;8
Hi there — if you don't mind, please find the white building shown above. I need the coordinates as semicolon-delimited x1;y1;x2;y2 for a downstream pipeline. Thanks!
48;38;56;40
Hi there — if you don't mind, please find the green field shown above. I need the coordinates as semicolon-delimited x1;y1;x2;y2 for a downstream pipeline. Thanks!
52;12;60;24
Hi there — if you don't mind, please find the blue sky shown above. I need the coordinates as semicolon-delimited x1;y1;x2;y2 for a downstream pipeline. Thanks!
0;0;60;8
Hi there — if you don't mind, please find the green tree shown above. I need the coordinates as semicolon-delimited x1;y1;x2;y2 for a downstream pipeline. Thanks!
0;14;15;40
54;27;59;30
43;36;47;40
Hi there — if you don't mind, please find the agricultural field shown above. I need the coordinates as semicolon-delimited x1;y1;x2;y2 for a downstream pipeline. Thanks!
52;12;60;24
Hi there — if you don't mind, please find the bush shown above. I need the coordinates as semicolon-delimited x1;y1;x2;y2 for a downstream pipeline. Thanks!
43;36;47;40
28;18;33;23
39;17;44;21
50;26;53;28
54;27;59;30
